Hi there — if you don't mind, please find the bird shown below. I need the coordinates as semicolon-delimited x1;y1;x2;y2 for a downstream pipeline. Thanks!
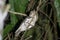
15;10;38;37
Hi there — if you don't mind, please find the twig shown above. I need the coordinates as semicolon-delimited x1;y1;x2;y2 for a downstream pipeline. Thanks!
4;33;12;40
49;2;58;40
8;34;11;40
9;11;27;16
36;0;47;11
25;35;32;40
39;10;56;28
49;8;52;18
43;22;53;40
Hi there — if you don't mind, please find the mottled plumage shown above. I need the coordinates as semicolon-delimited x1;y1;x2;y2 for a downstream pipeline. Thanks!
15;10;38;37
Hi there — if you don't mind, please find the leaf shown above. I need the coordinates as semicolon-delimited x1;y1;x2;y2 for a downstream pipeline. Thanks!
3;14;18;37
13;0;28;13
3;0;29;38
54;0;60;27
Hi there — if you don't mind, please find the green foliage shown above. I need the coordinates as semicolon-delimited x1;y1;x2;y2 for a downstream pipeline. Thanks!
3;0;58;40
3;0;28;38
11;0;28;13
54;0;60;28
3;14;18;37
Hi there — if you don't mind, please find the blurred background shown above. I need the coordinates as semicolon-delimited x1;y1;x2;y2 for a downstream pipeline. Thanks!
3;0;60;40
